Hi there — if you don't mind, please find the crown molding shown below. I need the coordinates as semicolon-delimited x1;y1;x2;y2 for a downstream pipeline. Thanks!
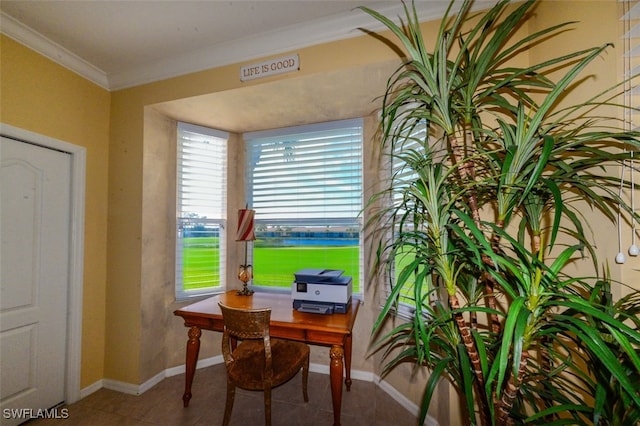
107;2;453;91
1;12;110;90
2;1;495;91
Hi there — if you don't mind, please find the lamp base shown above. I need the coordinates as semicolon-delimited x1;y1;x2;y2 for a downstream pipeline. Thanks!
237;282;254;296
237;264;254;296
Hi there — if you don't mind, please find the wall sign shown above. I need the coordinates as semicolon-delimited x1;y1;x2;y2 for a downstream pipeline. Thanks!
240;54;299;82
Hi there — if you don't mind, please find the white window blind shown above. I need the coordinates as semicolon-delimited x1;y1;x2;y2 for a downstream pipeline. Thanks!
246;119;363;223
382;120;429;313
176;122;228;299
621;1;640;263
245;119;363;290
622;0;640;130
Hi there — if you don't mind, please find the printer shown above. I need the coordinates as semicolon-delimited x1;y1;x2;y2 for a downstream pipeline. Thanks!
292;269;352;314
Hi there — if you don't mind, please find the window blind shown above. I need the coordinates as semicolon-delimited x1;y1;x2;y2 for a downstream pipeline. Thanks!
177;123;227;220
245;119;363;226
621;1;640;264
244;119;363;290
381;120;429;312
622;0;640;130
176;122;228;298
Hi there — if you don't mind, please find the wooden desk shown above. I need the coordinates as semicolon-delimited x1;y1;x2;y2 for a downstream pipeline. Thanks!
174;290;360;426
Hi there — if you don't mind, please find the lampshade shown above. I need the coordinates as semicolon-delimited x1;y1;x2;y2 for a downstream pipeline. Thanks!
236;208;256;241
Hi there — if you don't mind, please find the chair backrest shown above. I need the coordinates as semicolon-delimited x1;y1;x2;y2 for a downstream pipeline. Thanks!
219;302;274;378
218;302;271;339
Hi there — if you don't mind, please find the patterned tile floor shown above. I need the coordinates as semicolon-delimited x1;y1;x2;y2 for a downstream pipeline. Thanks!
27;363;419;426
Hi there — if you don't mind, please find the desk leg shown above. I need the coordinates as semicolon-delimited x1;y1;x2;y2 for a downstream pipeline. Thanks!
344;333;352;391
183;326;201;407
330;344;344;426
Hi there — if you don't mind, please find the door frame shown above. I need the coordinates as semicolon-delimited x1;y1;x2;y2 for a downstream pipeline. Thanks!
1;123;85;404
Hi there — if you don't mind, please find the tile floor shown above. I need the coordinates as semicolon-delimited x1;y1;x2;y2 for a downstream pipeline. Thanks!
28;363;419;426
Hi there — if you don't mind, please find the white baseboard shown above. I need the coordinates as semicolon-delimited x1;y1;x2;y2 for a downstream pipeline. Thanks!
307;362;376;382
102;378;144;396
79;380;103;399
374;376;439;426
80;355;224;398
164;355;224;378
80;357;438;426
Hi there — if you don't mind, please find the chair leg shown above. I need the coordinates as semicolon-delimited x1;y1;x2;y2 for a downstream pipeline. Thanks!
302;355;309;402
264;386;272;426
222;381;235;426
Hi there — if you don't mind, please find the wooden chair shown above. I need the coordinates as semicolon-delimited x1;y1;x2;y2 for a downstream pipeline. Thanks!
218;302;310;426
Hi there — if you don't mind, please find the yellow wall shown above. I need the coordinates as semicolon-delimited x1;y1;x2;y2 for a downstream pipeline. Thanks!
0;35;111;388
528;1;640;293
3;1;639;423
106;31;401;384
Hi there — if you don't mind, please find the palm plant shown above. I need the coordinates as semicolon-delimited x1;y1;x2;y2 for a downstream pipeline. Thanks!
362;1;640;425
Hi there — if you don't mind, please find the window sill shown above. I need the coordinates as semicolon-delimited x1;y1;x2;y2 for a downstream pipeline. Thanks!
175;288;226;303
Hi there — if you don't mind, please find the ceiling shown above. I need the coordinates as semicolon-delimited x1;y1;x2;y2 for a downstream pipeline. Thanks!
0;1;490;132
0;0;468;90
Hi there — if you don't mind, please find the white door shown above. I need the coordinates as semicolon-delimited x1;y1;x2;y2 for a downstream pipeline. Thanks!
1;137;71;425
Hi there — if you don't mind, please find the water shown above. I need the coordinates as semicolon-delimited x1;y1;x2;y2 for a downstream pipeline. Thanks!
280;238;358;246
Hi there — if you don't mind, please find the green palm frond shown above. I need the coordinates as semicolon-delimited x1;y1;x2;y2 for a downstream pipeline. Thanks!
363;0;640;424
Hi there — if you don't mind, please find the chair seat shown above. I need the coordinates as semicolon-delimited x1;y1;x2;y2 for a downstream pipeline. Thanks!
219;302;309;425
228;338;310;390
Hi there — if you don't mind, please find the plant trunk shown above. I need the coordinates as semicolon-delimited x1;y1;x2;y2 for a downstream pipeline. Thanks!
538;324;555;423
482;272;501;335
450;294;484;385
450;131;502;336
532;233;541;254
484;217;506;336
448;132;482;225
450;293;490;425
448;132;497;425
496;351;529;425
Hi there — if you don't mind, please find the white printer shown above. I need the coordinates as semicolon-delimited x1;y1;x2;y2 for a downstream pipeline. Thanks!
292;269;352;314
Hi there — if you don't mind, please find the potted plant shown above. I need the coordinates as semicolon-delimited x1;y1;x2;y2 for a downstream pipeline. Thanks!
362;0;640;424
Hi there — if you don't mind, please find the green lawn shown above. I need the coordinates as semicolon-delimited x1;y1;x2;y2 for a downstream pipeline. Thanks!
181;237;359;291
181;238;221;289
254;246;359;290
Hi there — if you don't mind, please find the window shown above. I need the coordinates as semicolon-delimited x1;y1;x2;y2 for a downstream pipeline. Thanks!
176;122;228;299
384;119;429;313
622;1;640;132
245;119;363;292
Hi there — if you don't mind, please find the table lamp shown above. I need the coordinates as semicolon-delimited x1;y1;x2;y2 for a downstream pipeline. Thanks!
236;208;256;296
